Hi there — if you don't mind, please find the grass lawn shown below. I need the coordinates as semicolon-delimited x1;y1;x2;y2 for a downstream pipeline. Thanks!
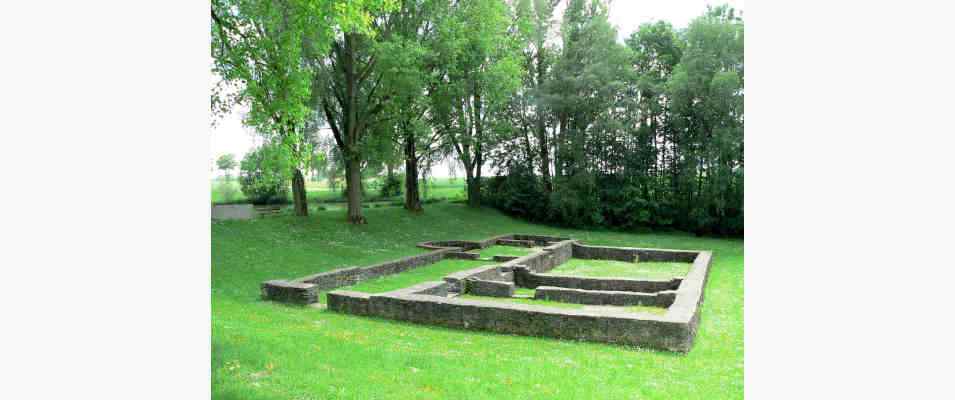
211;177;466;205
473;245;535;259
329;259;489;297
212;203;743;399
546;258;693;281
456;294;584;309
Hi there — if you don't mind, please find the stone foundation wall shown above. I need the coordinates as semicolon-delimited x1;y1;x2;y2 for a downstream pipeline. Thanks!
465;279;515;297
498;240;575;273
328;289;696;352
513;266;681;293
443;265;512;292
496;239;535;247
534;286;676;307
572;244;698;263
446;251;480;260
512;234;572;246
321;245;714;353
290;248;454;293
260;280;317;304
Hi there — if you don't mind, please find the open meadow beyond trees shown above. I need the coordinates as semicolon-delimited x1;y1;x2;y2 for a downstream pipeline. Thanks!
212;204;743;399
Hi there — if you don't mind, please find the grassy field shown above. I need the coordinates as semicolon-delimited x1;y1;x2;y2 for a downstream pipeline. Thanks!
473;245;536;259
547;259;692;281
331;259;489;297
211;177;467;205
212;203;743;399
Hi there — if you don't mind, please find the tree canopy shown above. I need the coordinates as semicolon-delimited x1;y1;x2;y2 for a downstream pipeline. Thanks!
211;1;744;235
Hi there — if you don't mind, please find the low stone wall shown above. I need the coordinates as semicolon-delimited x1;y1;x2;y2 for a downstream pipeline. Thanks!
497;240;575;273
465;279;515;297
572;243;698;263
290;248;454;293
512;234;572;246
492;255;520;262
327;289;696;352
326;290;371;315
513;266;681;293
260;280;317;304
534;286;676;307
497;239;535;247
324;245;715;353
443;265;512;292
446;251;480;260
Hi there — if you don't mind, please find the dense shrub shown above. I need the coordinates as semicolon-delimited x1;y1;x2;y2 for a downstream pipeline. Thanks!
483;172;743;237
375;173;403;198
547;173;604;227
483;164;548;221
238;144;291;205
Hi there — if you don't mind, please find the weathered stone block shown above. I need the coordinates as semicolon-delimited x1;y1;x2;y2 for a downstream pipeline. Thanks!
465;279;515;297
261;280;317;304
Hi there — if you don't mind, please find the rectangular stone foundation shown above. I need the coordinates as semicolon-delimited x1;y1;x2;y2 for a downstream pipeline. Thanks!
265;234;713;353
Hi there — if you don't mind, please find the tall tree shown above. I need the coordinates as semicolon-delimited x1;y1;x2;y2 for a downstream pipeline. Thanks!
375;0;447;212
212;0;388;216
666;5;744;233
431;0;521;207
513;0;560;192
309;2;401;223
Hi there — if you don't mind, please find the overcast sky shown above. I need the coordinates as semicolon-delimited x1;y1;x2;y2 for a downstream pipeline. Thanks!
209;0;744;177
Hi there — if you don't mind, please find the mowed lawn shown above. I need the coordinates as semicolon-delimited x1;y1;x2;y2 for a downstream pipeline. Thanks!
212;203;743;399
211;177;467;204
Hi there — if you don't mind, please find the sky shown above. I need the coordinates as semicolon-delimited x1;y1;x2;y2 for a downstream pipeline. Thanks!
209;0;744;177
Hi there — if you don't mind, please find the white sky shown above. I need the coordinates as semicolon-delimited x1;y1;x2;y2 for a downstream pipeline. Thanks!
209;0;744;177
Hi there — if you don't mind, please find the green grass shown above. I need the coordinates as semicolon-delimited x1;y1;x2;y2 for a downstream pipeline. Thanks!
334;259;489;296
514;287;535;297
456;294;584;309
459;294;668;315
473;245;535;259
212;203;743;399
546;258;692;281
211;177;467;205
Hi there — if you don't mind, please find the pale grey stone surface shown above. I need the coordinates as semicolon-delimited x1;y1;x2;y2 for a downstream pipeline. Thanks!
211;204;256;220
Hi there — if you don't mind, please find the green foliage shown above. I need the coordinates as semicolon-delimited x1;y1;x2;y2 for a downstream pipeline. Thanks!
487;3;743;236
238;144;291;205
215;154;237;175
547;173;604;227
375;173;403;198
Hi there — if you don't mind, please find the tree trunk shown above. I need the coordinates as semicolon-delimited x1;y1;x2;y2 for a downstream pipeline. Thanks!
404;134;422;212
345;157;366;224
538;118;552;193
465;168;480;208
292;168;308;217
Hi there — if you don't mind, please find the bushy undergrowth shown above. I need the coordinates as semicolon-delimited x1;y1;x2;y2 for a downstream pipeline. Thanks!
484;172;743;236
238;144;290;205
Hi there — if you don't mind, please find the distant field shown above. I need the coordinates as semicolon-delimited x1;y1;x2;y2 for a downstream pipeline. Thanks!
211;176;467;205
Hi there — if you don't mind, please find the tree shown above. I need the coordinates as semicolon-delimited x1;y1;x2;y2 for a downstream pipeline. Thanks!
212;0;392;217
431;0;522;207
216;153;238;180
666;5;744;234
308;2;402;224
375;0;449;212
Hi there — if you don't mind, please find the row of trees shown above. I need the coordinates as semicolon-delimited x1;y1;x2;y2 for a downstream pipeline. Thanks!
212;0;743;235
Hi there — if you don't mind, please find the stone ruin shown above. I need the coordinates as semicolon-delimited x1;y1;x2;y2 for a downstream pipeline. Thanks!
262;234;713;353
